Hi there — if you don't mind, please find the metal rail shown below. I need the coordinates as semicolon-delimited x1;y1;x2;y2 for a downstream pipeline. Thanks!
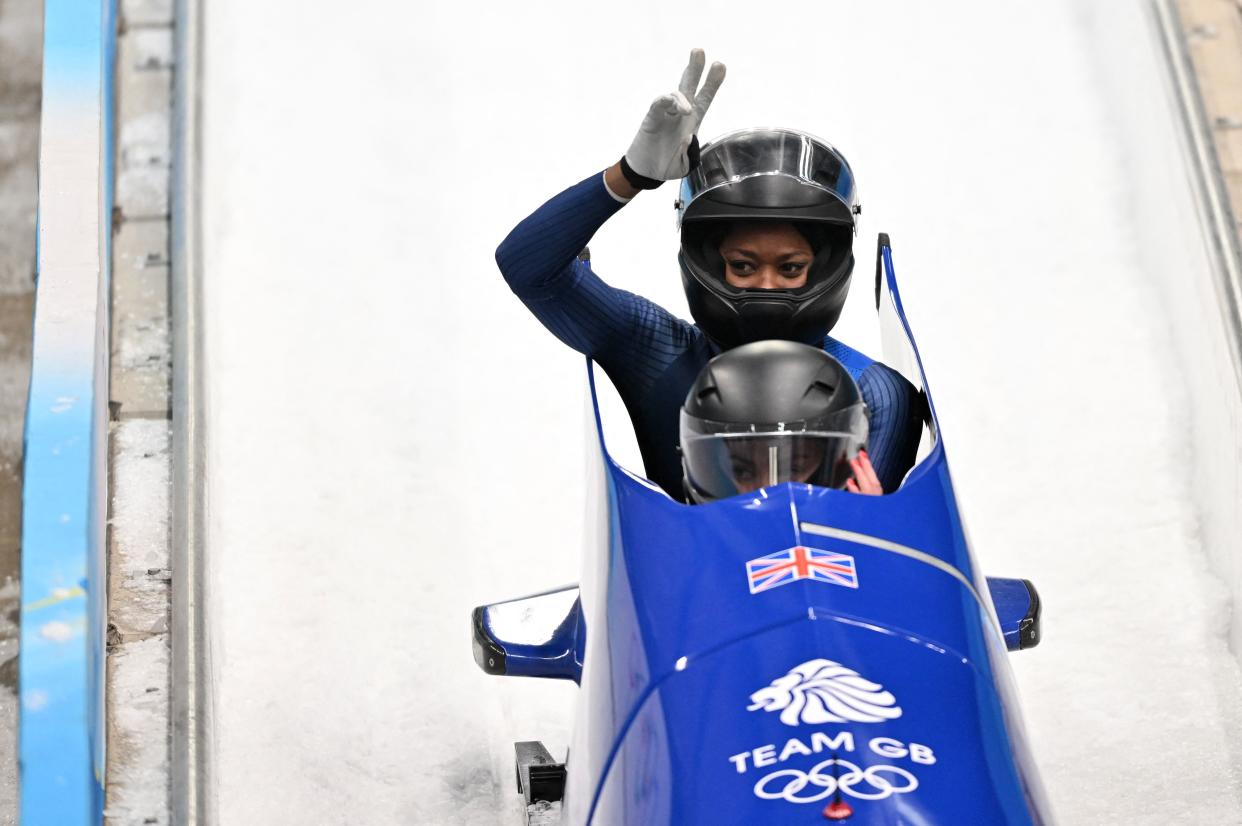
171;0;211;819
1150;0;1242;393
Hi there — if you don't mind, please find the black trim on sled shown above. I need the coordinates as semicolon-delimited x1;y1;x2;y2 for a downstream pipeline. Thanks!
1018;579;1042;650
472;606;507;675
875;232;891;310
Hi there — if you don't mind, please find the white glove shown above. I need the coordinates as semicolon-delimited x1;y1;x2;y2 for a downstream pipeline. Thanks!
621;49;726;188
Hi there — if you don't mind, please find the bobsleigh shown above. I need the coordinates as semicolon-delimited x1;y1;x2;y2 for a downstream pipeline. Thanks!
473;236;1052;825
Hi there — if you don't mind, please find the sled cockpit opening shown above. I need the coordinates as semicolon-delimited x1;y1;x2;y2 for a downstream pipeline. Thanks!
585;359;670;498
583;234;941;500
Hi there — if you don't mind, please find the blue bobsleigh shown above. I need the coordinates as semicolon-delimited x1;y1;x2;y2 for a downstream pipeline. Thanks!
472;236;1052;825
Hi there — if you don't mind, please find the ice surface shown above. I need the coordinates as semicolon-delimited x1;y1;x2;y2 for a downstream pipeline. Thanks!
107;420;171;822
121;0;172;28
110;421;171;634
199;0;1242;823
104;636;170;825
528;800;563;826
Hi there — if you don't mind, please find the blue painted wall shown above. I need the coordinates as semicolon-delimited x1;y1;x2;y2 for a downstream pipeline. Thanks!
20;0;116;822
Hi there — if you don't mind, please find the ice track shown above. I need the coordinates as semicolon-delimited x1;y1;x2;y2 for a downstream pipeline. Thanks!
197;1;1242;822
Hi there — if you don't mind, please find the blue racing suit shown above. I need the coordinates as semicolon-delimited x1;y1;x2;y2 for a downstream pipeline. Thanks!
496;172;923;501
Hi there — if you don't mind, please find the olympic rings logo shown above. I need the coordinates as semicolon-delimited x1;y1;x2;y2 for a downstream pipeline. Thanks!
753;758;919;803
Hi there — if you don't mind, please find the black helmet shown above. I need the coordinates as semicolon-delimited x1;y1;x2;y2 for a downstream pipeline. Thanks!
680;341;869;503
677;128;860;349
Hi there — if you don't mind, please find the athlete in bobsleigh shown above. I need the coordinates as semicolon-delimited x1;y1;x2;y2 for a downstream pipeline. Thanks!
677;340;881;502
496;50;922;500
487;52;1052;826
478;340;1051;823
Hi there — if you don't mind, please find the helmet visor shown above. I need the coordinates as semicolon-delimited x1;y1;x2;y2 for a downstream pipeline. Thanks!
680;405;868;501
680;128;858;224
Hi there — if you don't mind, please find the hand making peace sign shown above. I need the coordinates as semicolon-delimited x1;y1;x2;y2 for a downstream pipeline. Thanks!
619;49;727;189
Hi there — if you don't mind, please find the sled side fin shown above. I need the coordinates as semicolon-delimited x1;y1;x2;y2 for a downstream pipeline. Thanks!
471;585;583;681
986;576;1042;651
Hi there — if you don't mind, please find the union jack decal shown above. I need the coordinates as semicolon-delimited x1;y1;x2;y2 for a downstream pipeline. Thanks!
746;546;859;594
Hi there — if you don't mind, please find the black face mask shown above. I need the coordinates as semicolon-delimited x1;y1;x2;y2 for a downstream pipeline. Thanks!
678;239;855;349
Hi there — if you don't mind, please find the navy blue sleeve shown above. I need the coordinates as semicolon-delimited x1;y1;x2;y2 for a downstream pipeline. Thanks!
858;363;923;493
496;172;625;302
495;172;697;393
823;336;922;493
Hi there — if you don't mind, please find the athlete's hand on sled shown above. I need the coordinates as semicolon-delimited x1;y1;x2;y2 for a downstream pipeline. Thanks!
845;449;883;496
611;49;726;196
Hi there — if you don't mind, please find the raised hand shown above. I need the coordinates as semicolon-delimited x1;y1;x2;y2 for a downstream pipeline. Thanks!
621;49;726;188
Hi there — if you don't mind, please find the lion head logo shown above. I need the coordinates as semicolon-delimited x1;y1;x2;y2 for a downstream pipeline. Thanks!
747;658;902;726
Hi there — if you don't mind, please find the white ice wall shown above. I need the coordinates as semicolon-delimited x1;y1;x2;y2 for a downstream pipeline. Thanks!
1139;1;1242;662
1066;0;1242;665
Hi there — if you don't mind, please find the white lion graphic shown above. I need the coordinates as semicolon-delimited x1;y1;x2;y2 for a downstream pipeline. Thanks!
747;658;902;726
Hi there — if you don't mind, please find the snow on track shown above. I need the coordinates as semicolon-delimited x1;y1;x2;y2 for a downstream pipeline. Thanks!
200;1;1242;822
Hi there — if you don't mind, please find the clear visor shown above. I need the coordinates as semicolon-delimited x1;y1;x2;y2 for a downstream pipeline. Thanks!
681;128;859;215
680;405;868;501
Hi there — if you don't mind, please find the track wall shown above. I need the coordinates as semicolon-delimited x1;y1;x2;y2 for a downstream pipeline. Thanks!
19;0;116;822
1146;0;1242;660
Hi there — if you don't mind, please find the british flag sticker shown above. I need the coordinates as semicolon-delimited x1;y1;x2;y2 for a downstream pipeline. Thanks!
745;546;859;595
